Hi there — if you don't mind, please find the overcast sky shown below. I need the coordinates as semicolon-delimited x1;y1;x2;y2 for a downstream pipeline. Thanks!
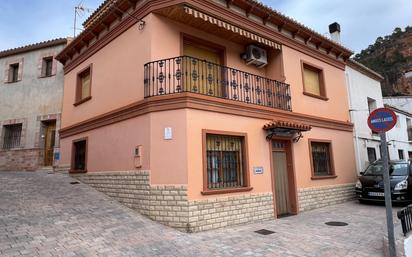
0;0;410;54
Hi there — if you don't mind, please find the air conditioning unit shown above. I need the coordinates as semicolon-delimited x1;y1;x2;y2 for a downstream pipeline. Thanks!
245;45;268;68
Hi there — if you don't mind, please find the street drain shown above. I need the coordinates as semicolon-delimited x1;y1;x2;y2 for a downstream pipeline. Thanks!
70;181;80;185
254;229;275;235
325;221;348;226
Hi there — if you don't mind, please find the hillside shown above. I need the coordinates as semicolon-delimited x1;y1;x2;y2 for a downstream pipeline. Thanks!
353;26;412;96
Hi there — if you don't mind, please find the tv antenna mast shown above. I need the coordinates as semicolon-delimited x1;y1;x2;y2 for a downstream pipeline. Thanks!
73;1;94;37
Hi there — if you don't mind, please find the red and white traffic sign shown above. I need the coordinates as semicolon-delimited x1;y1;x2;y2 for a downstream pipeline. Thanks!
367;108;397;133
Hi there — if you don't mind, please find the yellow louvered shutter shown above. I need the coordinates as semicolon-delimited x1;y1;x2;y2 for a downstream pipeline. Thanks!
303;67;321;95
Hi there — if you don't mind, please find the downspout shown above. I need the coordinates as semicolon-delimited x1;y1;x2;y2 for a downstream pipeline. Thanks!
345;72;362;174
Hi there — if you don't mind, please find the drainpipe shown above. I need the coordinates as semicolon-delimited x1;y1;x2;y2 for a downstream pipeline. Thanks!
345;72;362;174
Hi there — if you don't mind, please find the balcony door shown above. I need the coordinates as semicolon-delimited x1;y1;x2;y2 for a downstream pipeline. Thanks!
183;40;224;97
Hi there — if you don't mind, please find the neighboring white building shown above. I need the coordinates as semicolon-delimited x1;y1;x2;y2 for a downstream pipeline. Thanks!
345;59;385;174
384;96;412;113
346;60;412;174
385;104;412;161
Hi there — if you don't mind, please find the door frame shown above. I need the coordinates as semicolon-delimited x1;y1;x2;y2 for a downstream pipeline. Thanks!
269;137;298;216
41;120;56;166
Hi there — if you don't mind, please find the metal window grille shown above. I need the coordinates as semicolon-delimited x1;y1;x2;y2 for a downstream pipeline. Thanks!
2;124;22;149
74;140;86;171
144;56;292;111
206;134;244;189
311;142;331;176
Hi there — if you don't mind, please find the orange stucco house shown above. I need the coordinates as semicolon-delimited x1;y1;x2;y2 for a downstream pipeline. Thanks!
56;0;357;232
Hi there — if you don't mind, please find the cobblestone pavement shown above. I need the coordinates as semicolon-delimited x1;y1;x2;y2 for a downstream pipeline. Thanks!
0;171;401;257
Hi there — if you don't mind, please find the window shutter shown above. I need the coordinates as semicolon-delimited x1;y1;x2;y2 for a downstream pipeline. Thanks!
17;58;24;81
304;68;321;95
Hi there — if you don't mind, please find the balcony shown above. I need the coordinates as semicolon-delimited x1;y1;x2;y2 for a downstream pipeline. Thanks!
144;56;292;111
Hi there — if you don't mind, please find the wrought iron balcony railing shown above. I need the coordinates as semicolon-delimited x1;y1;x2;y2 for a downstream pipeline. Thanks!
144;56;292;111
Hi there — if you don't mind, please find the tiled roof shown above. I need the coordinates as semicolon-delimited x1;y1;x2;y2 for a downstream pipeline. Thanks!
384;104;412;118
0;38;69;58
244;0;352;53
347;59;384;81
82;0;113;28
81;0;352;54
263;120;312;131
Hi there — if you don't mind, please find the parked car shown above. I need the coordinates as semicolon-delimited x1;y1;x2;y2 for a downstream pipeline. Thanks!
356;160;412;203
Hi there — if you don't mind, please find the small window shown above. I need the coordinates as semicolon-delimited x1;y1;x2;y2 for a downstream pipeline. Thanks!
406;118;412;141
367;98;377;114
75;66;92;105
367;147;377;163
72;139;87;172
205;133;247;191
2;124;22;149
302;62;326;99
398;149;405;160
310;141;335;177
42;57;53;77
8;63;19;83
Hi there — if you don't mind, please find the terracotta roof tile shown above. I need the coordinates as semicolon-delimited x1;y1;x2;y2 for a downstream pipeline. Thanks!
0;38;69;58
263;120;312;131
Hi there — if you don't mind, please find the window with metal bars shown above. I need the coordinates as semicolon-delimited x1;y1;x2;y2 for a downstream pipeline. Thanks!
2;124;22;149
206;134;245;189
310;141;334;177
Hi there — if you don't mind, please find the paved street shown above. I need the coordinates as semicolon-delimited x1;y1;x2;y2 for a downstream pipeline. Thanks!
0;171;401;257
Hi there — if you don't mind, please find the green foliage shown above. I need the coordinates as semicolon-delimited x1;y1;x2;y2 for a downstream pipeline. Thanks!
354;26;411;96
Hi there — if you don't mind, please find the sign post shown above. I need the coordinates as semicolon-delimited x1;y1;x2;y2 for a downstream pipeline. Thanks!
368;107;397;257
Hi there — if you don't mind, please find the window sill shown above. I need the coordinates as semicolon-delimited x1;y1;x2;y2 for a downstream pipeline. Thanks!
0;147;23;151
201;186;253;195
40;74;55;78
5;80;20;84
69;169;87;174
303;92;329;101
73;96;92;106
311;175;337;180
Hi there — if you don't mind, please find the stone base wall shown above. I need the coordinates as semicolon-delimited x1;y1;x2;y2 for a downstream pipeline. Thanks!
188;193;274;232
0;148;41;171
71;171;274;232
298;183;356;212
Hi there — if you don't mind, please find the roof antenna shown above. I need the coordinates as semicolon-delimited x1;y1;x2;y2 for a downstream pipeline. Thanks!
73;1;94;37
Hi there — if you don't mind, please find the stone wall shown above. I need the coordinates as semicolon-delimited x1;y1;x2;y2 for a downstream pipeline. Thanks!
71;171;274;232
188;193;274;232
297;183;356;212
0;148;40;171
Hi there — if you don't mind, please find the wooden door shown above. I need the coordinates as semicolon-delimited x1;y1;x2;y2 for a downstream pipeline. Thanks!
183;43;223;96
272;140;297;216
44;122;56;166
